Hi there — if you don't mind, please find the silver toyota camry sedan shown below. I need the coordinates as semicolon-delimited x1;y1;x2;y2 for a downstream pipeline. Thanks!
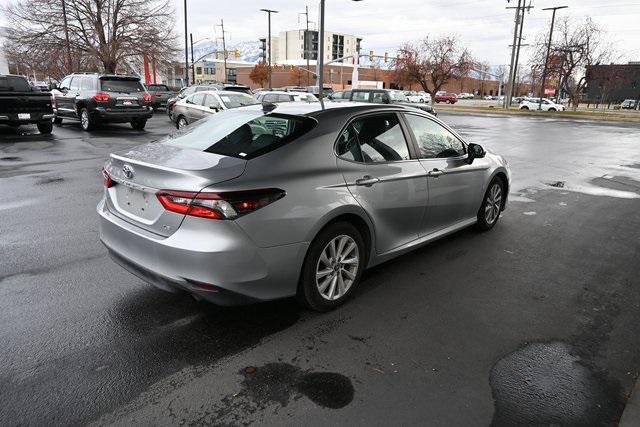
98;102;510;311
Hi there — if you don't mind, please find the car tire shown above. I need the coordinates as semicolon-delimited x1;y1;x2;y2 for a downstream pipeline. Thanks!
548;108;556;112
37;121;53;134
130;118;147;130
476;177;505;231
521;106;529;110
79;108;94;131
176;115;188;129
297;222;366;312
53;117;63;125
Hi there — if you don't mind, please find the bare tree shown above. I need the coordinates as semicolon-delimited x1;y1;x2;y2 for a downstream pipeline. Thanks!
288;66;307;86
395;36;473;99
530;17;614;109
2;0;177;76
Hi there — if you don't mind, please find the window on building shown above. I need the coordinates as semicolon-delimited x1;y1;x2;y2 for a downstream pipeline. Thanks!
196;67;202;75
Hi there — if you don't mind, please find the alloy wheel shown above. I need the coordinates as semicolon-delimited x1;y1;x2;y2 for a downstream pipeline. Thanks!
484;183;502;225
81;111;89;130
315;235;359;301
178;117;187;129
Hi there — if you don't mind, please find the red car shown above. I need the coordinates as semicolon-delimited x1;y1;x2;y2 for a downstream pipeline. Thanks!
435;93;457;104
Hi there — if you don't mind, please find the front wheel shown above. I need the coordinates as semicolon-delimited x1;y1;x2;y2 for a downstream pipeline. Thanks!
130;118;147;130
521;106;529;110
37;121;53;134
548;107;556;112
298;222;366;312
477;177;505;231
176;116;188;129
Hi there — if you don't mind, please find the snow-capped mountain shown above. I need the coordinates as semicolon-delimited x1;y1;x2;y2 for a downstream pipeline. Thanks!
190;40;262;63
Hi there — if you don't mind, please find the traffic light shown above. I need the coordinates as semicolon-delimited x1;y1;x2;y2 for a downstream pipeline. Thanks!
224;50;229;60
259;38;267;61
369;50;374;61
234;49;241;58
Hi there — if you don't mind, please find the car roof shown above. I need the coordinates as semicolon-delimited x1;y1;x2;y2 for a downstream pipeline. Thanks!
260;91;313;96
238;101;426;118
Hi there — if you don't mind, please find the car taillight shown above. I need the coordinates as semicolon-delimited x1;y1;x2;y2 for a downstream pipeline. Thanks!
101;166;114;188
156;189;286;220
93;92;110;102
143;92;152;102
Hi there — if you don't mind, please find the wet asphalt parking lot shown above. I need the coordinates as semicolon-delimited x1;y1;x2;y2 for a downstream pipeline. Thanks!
1;111;639;426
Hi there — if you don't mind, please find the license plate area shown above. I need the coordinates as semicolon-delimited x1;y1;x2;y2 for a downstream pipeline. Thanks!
116;97;138;107
18;113;31;120
114;186;160;222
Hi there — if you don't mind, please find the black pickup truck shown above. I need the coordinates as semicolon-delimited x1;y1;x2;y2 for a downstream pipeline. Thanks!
0;74;54;134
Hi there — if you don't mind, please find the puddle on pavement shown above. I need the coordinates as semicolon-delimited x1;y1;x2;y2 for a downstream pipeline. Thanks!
35;176;64;185
239;363;354;410
490;341;623;426
1;156;22;161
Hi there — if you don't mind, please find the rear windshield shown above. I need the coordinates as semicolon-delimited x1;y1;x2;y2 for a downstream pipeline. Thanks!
219;93;259;108
0;76;31;92
223;86;251;94
162;109;316;160
100;78;145;93
147;84;170;91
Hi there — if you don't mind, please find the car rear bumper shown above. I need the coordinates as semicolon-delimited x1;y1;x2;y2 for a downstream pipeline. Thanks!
92;107;153;122
0;113;54;124
98;198;308;305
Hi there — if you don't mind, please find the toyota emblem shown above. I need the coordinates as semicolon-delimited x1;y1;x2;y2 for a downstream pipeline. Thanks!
122;164;135;179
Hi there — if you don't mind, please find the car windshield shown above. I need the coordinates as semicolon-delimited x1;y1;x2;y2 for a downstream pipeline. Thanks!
100;78;145;93
147;84;170;91
0;76;31;92
161;109;316;159
219;93;259;108
292;93;318;102
389;91;407;101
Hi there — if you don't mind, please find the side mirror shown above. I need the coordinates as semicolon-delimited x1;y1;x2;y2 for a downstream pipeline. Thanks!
209;105;219;112
327;94;334;100
467;143;486;164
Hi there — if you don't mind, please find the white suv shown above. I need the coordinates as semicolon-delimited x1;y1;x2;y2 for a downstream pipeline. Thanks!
520;98;565;112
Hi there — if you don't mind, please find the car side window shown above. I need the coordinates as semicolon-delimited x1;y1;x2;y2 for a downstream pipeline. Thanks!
191;93;206;106
80;77;93;91
404;114;465;159
337;113;411;163
372;92;385;103
262;94;277;103
205;94;221;109
59;76;71;90
69;77;80;91
333;91;343;99
351;92;369;102
277;94;292;102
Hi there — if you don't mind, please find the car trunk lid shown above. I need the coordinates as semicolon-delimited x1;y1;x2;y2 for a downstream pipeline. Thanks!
104;143;246;237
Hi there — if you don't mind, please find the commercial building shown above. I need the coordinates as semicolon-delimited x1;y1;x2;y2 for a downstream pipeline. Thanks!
586;62;640;102
267;29;362;65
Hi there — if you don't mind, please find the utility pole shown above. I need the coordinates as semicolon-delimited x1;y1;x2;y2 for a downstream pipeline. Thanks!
183;0;189;86
504;0;522;108
216;20;230;84
190;33;195;84
260;9;278;90
298;6;314;86
318;0;325;102
538;6;568;110
512;1;533;99
61;0;72;72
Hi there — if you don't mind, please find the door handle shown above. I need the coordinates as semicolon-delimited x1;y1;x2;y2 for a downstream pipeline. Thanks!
427;168;446;177
355;175;380;187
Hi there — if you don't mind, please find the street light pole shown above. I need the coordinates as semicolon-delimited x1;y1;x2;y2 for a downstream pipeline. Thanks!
190;33;195;84
538;6;568;110
504;0;522;108
260;9;279;90
183;0;189;86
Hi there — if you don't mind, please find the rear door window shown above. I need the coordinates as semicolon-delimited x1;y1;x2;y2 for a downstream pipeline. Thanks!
337;113;411;163
351;92;369;102
80;77;93;90
163;110;316;160
190;93;206;106
100;78;144;93
69;77;80;91
0;76;31;91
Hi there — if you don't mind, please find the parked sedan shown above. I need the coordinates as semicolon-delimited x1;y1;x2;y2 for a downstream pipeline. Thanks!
99;102;510;311
145;84;175;110
404;90;428;103
171;90;258;129
435;93;457;104
254;90;318;103
519;98;566;112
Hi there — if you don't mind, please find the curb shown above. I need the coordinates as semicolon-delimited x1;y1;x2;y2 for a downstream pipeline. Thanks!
435;105;640;123
620;376;640;426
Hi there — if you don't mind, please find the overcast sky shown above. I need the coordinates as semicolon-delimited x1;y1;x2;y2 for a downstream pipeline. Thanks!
173;0;640;66
1;0;638;66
